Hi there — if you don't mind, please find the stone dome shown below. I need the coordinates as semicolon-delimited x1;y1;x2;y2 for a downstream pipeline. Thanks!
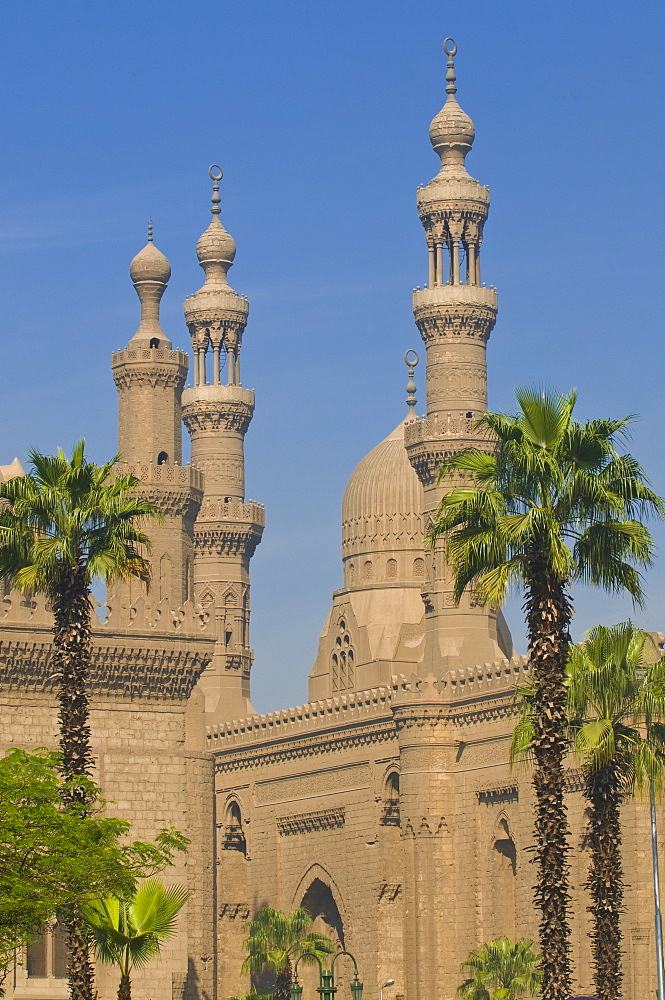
429;94;475;168
196;217;237;269
341;421;424;588
129;240;171;284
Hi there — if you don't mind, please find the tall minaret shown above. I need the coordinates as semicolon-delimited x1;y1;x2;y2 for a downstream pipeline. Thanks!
182;167;264;723
111;226;202;609
405;40;512;670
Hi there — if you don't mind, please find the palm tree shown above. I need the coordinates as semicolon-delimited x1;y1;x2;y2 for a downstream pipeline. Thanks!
82;879;190;1000
241;907;335;1000
566;622;665;1000
457;937;542;999
428;387;664;1000
0;441;162;1000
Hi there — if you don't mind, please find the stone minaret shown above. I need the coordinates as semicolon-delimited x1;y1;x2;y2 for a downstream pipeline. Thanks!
405;39;512;672
111;226;202;608
182;167;264;723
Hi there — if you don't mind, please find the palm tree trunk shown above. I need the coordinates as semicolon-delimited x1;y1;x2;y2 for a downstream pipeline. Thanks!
63;910;96;1000
117;971;132;1000
52;558;95;1000
53;558;93;793
585;761;624;1000
273;959;292;1000
525;557;573;1000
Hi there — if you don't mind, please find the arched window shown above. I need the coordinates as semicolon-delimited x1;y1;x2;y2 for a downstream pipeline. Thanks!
386;558;397;579
157;451;168;465
491;818;517;939
331;618;355;693
413;557;425;578
301;879;344;949
348;562;355;584
381;772;400;826
223;800;246;854
149;337;160;348
363;560;373;580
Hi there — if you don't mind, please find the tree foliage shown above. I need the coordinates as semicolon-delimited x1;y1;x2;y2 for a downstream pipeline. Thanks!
242;907;335;1000
0;748;187;991
428;387;664;1000
457;936;542;999
0;441;164;1000
82;879;190;1000
514;622;665;1000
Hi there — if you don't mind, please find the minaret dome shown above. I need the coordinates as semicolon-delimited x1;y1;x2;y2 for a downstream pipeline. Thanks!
428;39;475;172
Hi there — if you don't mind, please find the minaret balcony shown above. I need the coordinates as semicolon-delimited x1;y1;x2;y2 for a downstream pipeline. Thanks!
412;284;497;311
182;384;254;407
120;461;204;492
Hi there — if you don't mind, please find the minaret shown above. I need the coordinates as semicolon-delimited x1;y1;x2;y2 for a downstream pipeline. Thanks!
111;225;202;608
405;40;512;670
182;166;264;722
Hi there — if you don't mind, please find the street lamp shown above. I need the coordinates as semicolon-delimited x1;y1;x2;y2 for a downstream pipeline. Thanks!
291;951;364;1000
380;979;395;1000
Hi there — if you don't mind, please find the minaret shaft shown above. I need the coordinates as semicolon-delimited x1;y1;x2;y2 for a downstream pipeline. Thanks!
405;44;511;674
183;167;264;723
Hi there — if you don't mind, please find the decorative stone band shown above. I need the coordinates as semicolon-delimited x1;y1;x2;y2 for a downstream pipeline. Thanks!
183;292;249;328
0;632;213;700
197;499;265;525
0;591;214;635
182;398;254;436
218;650;253;679
112;347;190;366
413;286;497;343
121;461;204;490
277;807;345;836
475;781;519;802
111;367;189;391
194;520;264;558
417;206;488;245
405;417;494;487
416;175;490;209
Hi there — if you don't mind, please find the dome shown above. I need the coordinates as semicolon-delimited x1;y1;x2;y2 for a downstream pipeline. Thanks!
196;216;237;269
341;422;424;586
429;94;475;167
129;240;171;284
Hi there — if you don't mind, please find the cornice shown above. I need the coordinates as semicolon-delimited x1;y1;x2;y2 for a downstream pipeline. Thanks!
0;636;212;701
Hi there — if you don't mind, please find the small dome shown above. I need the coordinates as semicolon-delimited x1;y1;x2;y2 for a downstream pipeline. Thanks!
129;240;171;284
429;94;475;165
196;216;236;268
342;422;423;571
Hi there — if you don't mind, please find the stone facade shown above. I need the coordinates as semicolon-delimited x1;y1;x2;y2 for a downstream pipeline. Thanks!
0;37;662;1000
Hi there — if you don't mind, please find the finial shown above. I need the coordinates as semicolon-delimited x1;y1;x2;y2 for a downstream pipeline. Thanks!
404;349;419;419
208;164;223;217
147;218;153;243
443;37;457;96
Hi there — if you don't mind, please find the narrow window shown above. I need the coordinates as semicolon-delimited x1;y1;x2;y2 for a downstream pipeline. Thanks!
157;451;168;465
149;337;160;348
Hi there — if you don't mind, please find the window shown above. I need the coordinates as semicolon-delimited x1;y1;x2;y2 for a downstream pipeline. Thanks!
223;801;246;854
149;337;160;348
331;619;355;692
26;920;67;979
386;558;397;579
157;451;168;465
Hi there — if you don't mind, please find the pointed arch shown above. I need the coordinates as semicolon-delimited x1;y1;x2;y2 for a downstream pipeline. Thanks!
290;862;347;928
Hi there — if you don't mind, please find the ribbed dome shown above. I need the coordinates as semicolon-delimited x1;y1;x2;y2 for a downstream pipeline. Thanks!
129;240;171;284
341;422;424;586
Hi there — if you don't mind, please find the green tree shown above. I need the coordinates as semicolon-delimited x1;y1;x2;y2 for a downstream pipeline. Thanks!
428;388;664;1000
0;748;187;995
562;623;664;1000
241;907;335;1000
0;441;163;1000
82;879;190;1000
457;937;542;999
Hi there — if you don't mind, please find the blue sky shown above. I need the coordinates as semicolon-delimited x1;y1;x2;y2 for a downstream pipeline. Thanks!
1;1;664;713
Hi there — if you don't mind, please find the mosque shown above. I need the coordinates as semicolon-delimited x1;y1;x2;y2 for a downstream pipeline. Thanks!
0;38;659;1000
